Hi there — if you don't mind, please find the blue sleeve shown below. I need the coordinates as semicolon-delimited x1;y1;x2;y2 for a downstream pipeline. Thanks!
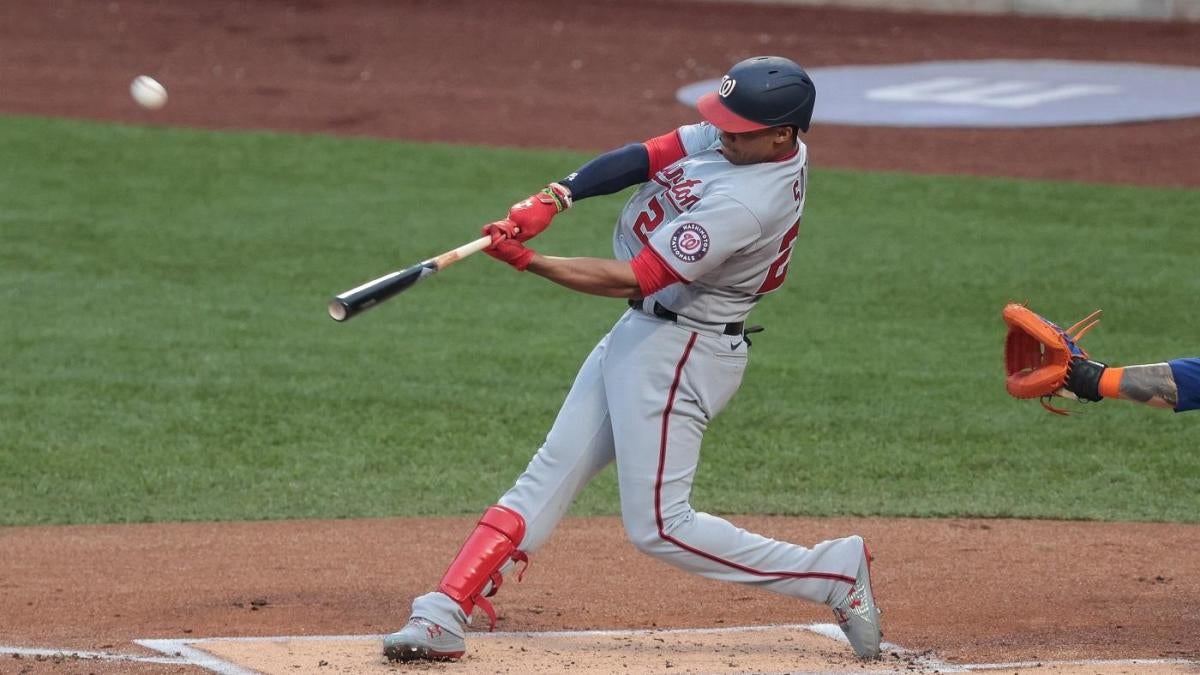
558;143;650;201
1169;358;1200;412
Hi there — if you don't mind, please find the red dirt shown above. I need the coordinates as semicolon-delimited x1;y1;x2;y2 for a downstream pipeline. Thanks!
3;0;1200;186
3;517;1199;665
2;0;1199;671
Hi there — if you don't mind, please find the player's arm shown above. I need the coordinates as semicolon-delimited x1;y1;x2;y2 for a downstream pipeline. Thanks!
1111;364;1179;409
556;144;651;201
557;128;691;200
480;143;650;246
522;255;640;298
491;195;762;297
1104;359;1200;411
484;126;711;245
1069;357;1200;411
484;240;683;299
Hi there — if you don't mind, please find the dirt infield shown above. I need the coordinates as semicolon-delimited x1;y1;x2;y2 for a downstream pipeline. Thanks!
2;517;1199;672
2;0;1199;672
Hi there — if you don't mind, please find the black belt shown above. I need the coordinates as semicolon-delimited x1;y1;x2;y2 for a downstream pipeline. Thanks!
629;298;744;336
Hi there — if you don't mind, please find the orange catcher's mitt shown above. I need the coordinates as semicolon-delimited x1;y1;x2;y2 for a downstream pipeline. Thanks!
1002;303;1102;415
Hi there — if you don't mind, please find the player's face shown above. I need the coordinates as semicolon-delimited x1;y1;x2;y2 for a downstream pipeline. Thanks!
719;126;795;165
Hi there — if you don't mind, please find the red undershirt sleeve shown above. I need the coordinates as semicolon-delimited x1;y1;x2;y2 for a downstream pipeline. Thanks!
630;246;687;297
642;130;687;177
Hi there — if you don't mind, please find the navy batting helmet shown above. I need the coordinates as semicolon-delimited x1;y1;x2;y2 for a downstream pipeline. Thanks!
697;56;816;133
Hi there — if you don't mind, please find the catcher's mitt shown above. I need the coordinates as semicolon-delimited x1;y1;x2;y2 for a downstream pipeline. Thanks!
1002;303;1102;415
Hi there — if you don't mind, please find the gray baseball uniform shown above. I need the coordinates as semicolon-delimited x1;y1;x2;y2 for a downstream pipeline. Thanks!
410;122;865;636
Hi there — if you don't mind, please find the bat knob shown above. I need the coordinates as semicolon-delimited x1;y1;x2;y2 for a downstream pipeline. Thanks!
328;299;350;322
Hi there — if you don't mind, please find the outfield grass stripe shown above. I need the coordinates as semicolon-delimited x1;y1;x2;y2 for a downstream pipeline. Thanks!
2;115;1198;525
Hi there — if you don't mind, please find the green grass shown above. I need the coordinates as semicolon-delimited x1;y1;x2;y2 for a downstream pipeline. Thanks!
2;115;1198;525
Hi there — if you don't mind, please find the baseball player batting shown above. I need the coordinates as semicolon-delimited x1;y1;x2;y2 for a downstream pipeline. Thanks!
383;56;883;662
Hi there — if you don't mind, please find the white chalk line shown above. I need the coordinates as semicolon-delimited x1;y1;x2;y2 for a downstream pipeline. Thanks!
953;657;1198;670
0;644;189;664
136;639;258;675
2;623;1196;674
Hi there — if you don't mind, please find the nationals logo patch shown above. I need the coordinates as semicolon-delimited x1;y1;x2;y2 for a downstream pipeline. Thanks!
669;223;710;263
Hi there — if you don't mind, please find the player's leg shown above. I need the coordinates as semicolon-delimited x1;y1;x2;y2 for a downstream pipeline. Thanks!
386;335;616;661
602;314;880;657
498;341;618;551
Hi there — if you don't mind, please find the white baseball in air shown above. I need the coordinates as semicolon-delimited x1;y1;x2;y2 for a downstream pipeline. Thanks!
130;75;168;110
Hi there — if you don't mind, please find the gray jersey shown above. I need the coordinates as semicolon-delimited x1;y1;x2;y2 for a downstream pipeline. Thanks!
405;122;871;654
613;122;807;324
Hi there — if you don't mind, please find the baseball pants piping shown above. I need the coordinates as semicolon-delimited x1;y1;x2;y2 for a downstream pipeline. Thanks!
412;310;862;634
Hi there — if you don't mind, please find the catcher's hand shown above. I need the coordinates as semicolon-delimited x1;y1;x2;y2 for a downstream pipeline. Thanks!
1002;303;1103;415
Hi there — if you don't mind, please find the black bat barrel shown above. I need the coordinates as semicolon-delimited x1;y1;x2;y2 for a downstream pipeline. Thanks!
327;260;436;322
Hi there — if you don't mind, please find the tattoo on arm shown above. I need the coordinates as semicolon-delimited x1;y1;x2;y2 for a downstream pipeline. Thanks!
1119;364;1179;408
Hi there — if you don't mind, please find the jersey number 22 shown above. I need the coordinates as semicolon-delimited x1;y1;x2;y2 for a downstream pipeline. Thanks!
755;218;800;294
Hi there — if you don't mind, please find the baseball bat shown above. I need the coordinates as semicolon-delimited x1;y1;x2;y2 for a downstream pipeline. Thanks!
328;232;502;322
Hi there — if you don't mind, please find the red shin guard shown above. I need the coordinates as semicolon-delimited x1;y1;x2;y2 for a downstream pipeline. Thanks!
437;504;529;630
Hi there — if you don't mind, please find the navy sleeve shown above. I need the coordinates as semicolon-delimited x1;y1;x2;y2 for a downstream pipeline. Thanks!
1169;358;1200;412
558;143;650;202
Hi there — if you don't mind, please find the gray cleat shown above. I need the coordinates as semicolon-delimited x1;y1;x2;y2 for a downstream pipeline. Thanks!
831;536;882;659
383;617;466;662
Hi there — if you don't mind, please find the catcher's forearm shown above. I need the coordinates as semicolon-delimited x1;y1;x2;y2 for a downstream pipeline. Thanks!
525;254;641;298
1114;364;1178;409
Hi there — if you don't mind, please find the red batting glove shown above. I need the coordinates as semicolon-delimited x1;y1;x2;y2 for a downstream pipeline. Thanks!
505;183;572;242
485;236;536;271
481;218;520;246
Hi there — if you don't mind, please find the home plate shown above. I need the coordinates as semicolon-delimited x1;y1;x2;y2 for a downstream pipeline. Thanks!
151;624;1200;674
187;624;899;674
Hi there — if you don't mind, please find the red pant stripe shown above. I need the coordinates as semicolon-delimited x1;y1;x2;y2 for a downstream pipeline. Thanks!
653;332;854;585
